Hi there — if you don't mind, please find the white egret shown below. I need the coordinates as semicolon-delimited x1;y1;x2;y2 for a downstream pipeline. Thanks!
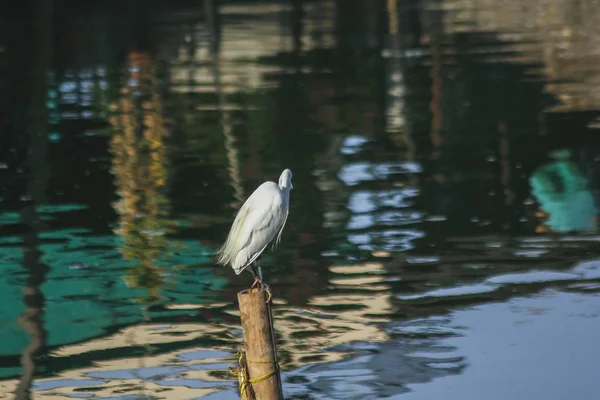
217;169;293;289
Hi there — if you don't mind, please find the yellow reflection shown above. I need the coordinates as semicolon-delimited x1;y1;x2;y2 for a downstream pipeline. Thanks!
329;262;389;290
5;322;238;398
3;261;394;397
2;331;225;398
274;262;392;366
108;52;174;303
372;250;391;258
53;323;234;358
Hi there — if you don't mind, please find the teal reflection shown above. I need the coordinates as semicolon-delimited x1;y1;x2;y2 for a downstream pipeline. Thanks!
0;210;226;374
530;149;598;232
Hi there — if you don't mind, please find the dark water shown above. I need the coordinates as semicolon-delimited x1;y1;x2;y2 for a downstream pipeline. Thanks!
2;0;600;398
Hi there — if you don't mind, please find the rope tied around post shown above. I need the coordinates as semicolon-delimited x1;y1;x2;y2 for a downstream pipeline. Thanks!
229;348;280;399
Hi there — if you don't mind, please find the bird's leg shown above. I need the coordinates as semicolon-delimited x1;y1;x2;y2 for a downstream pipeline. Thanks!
256;257;272;302
250;262;261;290
256;256;264;289
249;258;271;302
249;256;269;289
256;256;270;290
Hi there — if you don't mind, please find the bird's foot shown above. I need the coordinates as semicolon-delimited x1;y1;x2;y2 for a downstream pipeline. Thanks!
262;282;272;303
250;279;271;302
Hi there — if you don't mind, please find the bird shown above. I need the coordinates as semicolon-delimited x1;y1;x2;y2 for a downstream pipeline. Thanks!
217;169;293;290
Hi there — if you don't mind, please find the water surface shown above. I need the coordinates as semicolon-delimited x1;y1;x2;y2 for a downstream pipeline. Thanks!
1;0;600;399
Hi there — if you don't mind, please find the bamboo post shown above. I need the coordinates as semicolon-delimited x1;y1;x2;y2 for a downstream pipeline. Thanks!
237;288;283;400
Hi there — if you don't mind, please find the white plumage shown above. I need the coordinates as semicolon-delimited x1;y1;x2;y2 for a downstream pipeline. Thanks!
217;169;293;286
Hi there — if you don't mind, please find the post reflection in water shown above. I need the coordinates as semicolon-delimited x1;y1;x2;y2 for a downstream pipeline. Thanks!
16;211;49;400
2;0;600;399
108;51;173;304
12;0;53;398
15;109;51;399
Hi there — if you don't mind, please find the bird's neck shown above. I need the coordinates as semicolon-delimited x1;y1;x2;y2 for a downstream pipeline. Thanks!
280;187;291;202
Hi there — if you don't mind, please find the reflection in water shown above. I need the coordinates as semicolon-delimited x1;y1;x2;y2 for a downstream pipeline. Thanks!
530;149;598;232
206;0;245;208
13;0;53;398
108;52;173;303
16;214;49;400
2;0;600;399
443;0;600;114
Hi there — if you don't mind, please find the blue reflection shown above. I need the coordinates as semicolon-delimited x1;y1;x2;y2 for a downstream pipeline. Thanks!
339;161;422;186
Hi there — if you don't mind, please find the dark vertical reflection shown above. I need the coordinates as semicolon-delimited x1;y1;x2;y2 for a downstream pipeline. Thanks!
264;0;332;303
291;0;304;62
12;0;53;398
15;225;49;400
206;0;244;207
0;5;9;177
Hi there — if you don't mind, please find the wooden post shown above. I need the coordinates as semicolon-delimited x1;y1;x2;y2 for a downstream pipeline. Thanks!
237;288;283;400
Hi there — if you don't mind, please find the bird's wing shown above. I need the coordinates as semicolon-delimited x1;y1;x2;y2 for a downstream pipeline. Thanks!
231;184;285;274
216;200;252;265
